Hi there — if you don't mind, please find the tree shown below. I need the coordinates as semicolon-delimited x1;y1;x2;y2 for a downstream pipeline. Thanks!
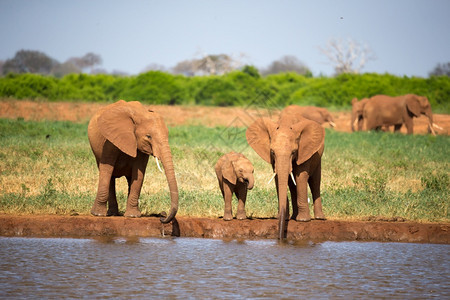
66;52;102;73
319;38;376;75
242;65;261;78
262;55;311;76
429;62;450;77
172;52;247;76
2;50;58;74
51;61;80;77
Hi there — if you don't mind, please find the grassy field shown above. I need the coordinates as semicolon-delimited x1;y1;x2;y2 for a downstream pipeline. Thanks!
0;118;448;222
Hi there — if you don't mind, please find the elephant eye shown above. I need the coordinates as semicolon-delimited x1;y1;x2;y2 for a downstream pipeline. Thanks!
146;134;152;140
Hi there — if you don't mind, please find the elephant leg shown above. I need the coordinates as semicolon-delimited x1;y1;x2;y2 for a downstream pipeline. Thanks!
235;184;247;220
91;163;115;216
394;124;402;132
107;178;119;216
358;117;364;131
124;163;146;218
309;166;326;220
295;171;311;222
404;118;414;134
288;178;298;220
223;182;234;221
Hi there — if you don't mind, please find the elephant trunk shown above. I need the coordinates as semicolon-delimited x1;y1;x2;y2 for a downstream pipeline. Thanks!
159;142;178;224
275;159;290;240
425;109;436;135
247;176;254;190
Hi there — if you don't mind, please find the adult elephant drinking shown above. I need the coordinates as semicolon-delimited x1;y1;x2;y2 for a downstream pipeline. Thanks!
363;94;437;135
88;100;178;223
246;108;326;240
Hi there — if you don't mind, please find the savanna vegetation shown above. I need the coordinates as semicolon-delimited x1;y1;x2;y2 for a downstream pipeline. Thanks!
0;71;449;112
0;118;448;222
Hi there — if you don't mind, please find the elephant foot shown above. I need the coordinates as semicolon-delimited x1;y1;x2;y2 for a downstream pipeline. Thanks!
314;214;327;220
295;213;311;222
107;207;120;216
124;208;141;218
236;211;247;220
296;217;312;222
91;202;107;217
295;211;311;222
223;214;233;221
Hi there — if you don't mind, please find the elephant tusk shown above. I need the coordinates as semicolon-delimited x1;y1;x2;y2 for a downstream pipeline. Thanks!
352;118;358;130
433;123;443;130
428;123;437;136
290;172;296;186
329;121;336;128
267;173;277;185
155;156;163;173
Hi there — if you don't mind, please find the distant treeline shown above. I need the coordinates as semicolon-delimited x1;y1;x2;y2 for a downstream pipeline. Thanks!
0;70;448;112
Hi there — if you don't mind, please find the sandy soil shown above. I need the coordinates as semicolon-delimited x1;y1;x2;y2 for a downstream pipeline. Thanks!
1;100;449;134
0;100;449;242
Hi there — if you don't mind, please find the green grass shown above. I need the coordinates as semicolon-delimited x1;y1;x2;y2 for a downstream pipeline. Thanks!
0;118;448;222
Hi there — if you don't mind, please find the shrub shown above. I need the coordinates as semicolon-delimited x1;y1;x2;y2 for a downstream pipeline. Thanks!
0;71;449;112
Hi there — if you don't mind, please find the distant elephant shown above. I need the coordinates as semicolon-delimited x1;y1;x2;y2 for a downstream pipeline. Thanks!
284;105;336;128
88;100;178;223
215;152;254;221
351;97;369;131
363;94;436;135
246;108;326;239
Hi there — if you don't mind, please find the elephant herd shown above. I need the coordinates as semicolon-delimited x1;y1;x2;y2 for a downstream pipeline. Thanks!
351;94;440;135
87;95;437;239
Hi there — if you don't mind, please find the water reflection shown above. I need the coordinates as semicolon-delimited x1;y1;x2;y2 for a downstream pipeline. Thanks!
0;237;448;298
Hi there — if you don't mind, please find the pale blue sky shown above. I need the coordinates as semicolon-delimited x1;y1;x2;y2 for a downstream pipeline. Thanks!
1;0;449;77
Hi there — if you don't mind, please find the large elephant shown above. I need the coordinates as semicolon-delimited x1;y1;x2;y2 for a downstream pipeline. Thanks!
246;108;326;239
284;105;336;128
88;100;178;223
363;94;436;134
215;152;254;221
351;97;369;131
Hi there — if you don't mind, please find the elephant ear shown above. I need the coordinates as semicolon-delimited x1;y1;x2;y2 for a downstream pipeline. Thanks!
222;158;237;185
98;101;137;158
246;118;277;164
405;96;421;117
292;119;325;165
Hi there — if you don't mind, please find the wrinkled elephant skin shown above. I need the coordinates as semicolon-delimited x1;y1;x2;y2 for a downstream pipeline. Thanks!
88;100;178;223
247;106;326;239
215;152;254;221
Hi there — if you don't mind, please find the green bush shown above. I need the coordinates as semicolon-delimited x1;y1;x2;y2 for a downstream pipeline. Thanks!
0;71;449;112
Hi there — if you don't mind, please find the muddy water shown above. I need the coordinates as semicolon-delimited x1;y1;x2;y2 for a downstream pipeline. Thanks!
0;237;448;298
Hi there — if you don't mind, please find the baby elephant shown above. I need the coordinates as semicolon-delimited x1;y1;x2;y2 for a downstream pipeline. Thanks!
215;152;254;221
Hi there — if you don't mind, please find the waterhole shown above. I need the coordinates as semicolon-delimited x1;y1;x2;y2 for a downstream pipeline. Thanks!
0;237;448;298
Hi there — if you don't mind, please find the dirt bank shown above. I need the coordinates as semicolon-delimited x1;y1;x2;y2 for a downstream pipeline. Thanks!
1;215;448;244
1;100;449;134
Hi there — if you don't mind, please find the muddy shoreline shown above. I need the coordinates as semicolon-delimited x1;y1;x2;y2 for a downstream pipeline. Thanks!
0;215;448;244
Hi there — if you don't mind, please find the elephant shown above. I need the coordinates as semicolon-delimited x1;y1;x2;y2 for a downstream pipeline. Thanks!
246;108;326;239
284;105;336;128
363;94;437;135
88;100;178;223
215;152;254;221
351;97;369;131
